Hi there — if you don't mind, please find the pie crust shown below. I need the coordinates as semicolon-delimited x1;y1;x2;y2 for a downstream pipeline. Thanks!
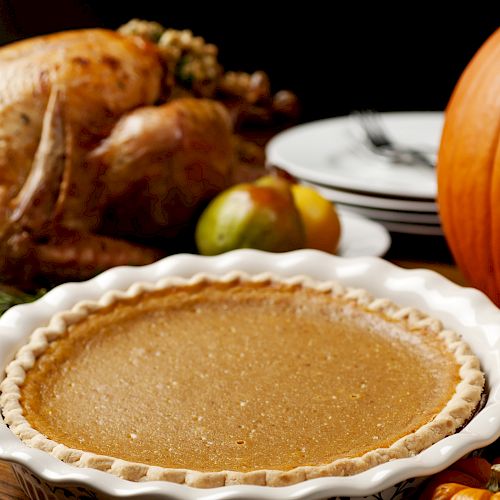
0;272;485;488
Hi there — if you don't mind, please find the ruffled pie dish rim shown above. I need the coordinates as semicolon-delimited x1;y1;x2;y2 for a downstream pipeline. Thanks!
0;268;486;488
0;250;498;499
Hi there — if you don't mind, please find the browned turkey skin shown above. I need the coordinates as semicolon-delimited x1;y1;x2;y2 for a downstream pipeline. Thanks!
0;28;276;286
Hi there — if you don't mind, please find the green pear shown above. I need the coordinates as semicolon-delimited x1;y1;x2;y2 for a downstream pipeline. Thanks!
195;176;305;255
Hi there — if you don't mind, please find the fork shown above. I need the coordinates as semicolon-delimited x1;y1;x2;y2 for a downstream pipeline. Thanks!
354;110;435;168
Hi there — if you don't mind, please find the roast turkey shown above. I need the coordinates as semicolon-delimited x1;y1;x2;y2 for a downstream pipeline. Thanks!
0;28;264;285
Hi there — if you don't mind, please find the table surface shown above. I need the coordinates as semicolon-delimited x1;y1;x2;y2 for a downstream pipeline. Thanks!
0;463;25;499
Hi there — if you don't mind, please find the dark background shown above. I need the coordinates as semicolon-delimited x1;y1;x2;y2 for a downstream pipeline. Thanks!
0;1;497;121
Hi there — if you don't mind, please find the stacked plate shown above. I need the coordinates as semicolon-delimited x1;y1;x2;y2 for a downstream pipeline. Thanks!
267;112;443;236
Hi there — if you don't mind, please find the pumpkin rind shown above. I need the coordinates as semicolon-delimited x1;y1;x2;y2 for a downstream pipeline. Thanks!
432;483;468;499
451;489;494;499
420;469;483;499
422;461;500;500
491;136;500;304
454;458;494;486
437;28;500;305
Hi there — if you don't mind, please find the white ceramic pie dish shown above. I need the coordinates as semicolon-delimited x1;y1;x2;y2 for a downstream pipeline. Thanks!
0;250;499;500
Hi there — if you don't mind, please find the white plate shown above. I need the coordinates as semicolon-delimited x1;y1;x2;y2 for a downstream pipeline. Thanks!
337;206;443;236
302;180;438;213
336;204;441;225
0;251;499;500
267;112;443;199
337;209;391;257
376;219;444;236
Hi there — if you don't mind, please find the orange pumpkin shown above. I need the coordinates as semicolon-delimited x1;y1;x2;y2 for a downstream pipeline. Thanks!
419;458;500;499
437;28;500;306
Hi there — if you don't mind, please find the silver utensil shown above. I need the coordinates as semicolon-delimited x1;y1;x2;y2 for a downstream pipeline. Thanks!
354;110;435;168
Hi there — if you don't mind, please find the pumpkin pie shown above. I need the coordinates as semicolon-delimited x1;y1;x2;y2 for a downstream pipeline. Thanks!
0;273;485;487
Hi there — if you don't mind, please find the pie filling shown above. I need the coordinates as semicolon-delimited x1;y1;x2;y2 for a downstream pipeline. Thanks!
19;281;463;473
